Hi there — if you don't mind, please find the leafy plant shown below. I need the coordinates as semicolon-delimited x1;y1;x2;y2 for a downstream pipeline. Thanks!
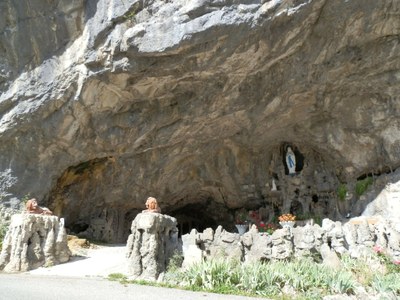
167;251;184;272
257;222;278;234
371;273;400;295
164;256;360;298
337;184;347;201
355;177;373;196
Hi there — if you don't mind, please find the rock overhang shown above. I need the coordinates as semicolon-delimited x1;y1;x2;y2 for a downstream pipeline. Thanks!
0;0;399;242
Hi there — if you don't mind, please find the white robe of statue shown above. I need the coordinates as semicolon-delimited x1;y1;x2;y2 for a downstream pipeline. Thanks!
271;179;277;191
286;146;296;174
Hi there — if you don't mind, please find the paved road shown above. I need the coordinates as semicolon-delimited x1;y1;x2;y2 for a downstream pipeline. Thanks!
0;273;265;300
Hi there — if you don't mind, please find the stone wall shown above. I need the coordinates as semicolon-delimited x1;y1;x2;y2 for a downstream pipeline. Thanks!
0;214;70;272
182;217;400;267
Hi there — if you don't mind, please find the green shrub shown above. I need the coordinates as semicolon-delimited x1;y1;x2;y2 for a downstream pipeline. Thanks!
167;251;184;272
355;177;373;196
337;184;347;201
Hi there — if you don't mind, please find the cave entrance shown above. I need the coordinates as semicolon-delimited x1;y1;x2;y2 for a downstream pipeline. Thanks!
46;157;233;242
45;156;135;244
168;203;219;236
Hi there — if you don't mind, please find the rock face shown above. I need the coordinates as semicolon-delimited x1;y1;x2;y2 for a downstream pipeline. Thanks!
0;214;70;272
182;217;400;267
126;212;180;280
0;0;399;242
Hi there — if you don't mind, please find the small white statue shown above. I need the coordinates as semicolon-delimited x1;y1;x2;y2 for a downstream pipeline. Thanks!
286;146;296;175
271;179;277;191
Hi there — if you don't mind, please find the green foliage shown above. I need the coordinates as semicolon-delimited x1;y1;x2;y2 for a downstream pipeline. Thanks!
337;184;347;201
108;273;129;283
164;257;361;298
167;251;184;272
340;254;374;286
118;250;400;299
355;177;373;196
371;273;400;295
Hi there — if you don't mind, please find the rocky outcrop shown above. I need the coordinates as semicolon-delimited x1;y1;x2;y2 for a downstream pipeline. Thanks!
0;214;70;272
0;0;399;242
182;217;400;267
126;212;180;280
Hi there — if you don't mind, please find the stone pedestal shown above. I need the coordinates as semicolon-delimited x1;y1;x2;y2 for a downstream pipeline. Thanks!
0;214;70;272
126;213;180;281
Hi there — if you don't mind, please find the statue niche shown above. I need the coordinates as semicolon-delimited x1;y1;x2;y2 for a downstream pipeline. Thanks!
286;146;296;175
283;145;304;175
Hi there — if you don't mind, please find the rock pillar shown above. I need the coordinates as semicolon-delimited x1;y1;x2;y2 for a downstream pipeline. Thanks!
0;214;70;272
126;212;180;280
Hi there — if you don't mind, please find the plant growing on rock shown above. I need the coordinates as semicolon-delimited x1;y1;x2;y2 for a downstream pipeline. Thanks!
355;177;373;196
337;183;347;201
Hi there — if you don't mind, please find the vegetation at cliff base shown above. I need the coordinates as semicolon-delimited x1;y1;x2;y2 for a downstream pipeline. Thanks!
161;253;400;299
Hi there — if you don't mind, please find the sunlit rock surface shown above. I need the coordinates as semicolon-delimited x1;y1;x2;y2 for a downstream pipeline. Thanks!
0;0;399;242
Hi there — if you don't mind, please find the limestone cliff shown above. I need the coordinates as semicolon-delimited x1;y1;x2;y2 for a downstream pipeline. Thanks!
0;0;399;242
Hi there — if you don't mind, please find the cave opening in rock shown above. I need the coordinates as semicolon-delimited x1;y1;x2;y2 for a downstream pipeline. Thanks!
45;156;136;244
167;203;219;236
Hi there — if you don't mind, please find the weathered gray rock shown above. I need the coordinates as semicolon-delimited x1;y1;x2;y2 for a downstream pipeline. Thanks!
0;0;399;242
320;243;341;270
293;223;324;257
363;179;400;219
0;214;70;272
182;217;400;266
126;212;180;280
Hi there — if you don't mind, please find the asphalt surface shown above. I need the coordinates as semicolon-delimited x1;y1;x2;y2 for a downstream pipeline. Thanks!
0;244;266;300
0;273;266;300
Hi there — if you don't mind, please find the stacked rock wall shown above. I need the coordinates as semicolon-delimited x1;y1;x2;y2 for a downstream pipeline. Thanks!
182;217;400;267
0;214;70;272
